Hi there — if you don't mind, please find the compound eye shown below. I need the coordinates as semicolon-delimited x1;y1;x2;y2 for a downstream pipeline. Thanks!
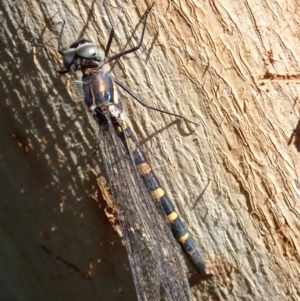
63;48;76;69
76;43;104;61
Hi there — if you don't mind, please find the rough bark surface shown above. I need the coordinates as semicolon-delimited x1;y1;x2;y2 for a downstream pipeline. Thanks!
0;0;299;300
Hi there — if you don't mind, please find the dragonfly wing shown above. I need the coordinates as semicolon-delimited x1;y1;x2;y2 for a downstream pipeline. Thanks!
96;112;192;301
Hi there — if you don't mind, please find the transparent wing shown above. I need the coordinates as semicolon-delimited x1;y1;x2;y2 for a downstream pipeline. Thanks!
97;114;192;301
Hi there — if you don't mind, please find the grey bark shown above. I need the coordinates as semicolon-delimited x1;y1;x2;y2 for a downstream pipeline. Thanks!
0;0;299;301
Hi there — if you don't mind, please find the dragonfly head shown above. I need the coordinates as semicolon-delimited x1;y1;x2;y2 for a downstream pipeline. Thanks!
63;40;105;72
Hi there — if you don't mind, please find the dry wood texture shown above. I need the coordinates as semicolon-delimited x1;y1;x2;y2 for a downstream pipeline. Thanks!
1;0;300;300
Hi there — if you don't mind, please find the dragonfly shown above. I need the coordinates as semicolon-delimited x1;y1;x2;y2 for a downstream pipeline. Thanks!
32;1;205;300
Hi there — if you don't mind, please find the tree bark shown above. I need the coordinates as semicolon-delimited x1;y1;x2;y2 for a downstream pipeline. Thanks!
0;0;299;300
